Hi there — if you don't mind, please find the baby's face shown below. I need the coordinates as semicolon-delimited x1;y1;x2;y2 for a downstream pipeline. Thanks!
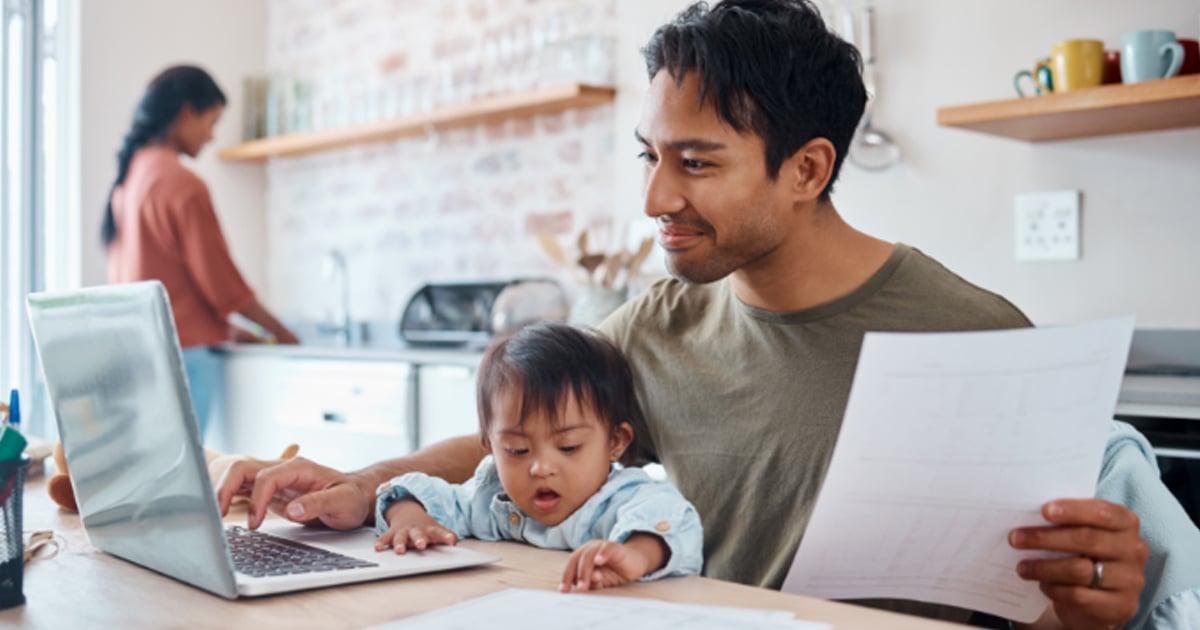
486;390;631;526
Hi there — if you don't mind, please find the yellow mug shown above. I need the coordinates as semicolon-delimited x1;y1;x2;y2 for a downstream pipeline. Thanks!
1047;39;1104;92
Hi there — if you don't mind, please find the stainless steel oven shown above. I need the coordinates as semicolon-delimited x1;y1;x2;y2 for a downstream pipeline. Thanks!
1115;329;1200;527
1114;409;1200;527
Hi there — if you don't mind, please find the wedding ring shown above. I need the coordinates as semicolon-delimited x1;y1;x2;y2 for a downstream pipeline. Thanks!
1090;559;1105;589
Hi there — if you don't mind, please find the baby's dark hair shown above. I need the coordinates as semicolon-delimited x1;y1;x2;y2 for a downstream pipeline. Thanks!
476;322;643;461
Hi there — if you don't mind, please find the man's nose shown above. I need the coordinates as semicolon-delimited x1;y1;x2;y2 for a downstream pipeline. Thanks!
643;165;686;219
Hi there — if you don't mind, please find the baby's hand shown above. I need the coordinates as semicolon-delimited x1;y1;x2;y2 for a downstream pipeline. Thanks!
560;534;668;592
374;499;458;553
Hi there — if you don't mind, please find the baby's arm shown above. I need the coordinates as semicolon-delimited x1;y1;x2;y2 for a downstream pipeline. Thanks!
374;498;458;553
561;471;703;591
560;534;670;592
374;460;502;553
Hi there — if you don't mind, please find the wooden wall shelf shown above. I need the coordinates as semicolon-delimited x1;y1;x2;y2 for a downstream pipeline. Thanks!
936;74;1200;142
218;83;616;162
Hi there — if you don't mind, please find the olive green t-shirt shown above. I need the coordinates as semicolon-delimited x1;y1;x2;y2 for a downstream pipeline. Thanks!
599;243;1032;621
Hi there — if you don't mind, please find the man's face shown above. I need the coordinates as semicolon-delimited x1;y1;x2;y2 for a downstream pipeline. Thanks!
635;71;795;284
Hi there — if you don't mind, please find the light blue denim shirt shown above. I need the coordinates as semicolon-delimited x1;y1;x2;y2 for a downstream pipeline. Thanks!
1097;421;1200;630
375;456;703;580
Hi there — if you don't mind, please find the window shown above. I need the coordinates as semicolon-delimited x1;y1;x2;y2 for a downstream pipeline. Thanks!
2;0;73;437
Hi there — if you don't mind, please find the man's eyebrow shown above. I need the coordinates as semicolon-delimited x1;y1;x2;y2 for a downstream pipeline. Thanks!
634;129;726;152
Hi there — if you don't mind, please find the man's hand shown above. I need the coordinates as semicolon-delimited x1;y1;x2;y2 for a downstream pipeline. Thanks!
215;456;373;531
1009;498;1148;630
374;500;457;553
560;533;668;592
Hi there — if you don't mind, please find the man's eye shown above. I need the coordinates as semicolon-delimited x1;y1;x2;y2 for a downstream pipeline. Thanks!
507;448;529;456
558;445;580;454
637;151;658;164
682;158;709;170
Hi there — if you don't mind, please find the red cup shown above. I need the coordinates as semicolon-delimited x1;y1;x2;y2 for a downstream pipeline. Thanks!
1179;38;1200;75
1102;49;1122;84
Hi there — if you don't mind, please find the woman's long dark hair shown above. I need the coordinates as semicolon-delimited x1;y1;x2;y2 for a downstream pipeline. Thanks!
101;65;226;247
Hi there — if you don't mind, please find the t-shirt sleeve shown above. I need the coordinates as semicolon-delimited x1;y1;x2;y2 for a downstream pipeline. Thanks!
176;187;255;320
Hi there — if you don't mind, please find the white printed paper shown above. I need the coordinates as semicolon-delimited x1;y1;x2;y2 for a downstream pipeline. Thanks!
370;588;830;630
781;318;1135;623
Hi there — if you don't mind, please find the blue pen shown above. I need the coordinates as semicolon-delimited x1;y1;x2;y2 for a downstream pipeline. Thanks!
7;389;17;429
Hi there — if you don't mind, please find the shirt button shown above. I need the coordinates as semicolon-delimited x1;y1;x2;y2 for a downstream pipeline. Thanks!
655;521;670;533
509;513;520;526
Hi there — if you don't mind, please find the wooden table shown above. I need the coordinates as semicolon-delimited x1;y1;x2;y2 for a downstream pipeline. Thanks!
1;477;967;629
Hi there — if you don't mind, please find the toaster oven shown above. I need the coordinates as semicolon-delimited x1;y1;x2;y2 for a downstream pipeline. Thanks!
399;279;568;347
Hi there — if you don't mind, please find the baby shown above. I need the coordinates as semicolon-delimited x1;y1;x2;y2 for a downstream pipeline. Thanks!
374;322;702;592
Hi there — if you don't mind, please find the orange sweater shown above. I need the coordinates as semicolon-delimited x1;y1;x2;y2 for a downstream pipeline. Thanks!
107;145;255;348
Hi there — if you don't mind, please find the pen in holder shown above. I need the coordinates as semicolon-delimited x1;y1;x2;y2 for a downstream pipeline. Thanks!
0;455;30;610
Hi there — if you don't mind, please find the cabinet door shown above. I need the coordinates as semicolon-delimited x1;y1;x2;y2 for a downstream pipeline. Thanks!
218;355;281;457
221;356;414;471
271;359;414;471
417;365;480;448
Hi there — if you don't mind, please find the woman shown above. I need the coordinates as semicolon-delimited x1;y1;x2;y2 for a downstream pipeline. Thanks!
103;65;298;440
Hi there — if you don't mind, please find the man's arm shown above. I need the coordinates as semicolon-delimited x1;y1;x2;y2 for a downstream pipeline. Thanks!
216;435;488;530
350;435;487;495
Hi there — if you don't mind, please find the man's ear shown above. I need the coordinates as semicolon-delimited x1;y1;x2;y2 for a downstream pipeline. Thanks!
783;136;837;203
609;422;635;462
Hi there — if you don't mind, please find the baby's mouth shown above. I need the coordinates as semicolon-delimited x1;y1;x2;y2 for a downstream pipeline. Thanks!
533;489;561;511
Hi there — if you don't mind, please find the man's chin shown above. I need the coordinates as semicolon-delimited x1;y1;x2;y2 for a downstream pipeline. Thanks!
666;258;733;285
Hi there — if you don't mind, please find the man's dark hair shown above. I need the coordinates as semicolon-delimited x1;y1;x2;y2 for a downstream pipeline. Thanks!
476;322;644;464
642;0;867;199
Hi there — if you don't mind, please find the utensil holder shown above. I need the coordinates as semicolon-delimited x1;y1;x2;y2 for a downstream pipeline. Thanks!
569;286;628;327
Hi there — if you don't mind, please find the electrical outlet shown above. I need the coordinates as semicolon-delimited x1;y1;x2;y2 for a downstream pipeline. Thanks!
1014;190;1080;261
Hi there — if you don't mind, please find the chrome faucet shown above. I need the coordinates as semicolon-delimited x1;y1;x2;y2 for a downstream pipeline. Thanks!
319;249;352;346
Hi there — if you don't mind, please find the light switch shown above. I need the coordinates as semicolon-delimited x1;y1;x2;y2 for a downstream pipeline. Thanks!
1014;190;1080;262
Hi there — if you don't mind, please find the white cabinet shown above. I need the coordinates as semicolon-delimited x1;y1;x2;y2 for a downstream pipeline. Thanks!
417;365;480;448
219;356;414;470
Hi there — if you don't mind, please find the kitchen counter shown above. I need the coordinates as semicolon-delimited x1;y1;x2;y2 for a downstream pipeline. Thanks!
212;339;484;465
215;320;485;367
1118;374;1200;422
214;341;484;367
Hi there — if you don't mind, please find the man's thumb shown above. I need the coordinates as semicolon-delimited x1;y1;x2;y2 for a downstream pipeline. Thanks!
285;500;308;521
284;485;365;529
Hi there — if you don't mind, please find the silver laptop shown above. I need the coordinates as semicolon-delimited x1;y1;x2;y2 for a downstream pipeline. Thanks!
27;281;497;598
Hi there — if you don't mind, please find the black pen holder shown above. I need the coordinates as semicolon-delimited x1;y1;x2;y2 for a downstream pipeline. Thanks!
0;456;30;610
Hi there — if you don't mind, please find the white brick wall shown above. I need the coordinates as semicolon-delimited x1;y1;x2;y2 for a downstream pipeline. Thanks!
265;0;618;321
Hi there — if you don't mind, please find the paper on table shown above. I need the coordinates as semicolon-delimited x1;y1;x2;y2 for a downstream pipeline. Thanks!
781;317;1135;623
368;588;831;630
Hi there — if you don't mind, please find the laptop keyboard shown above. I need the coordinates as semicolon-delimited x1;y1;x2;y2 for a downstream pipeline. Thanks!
226;525;379;578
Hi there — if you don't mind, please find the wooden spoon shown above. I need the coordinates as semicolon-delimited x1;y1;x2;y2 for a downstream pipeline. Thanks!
622;237;655;287
577;230;589;259
601;251;629;288
537;234;571;268
578;253;606;285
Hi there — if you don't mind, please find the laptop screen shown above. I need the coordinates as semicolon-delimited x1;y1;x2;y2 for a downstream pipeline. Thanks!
28;281;239;598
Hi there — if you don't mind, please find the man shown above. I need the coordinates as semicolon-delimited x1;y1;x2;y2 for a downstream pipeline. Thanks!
218;1;1153;627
